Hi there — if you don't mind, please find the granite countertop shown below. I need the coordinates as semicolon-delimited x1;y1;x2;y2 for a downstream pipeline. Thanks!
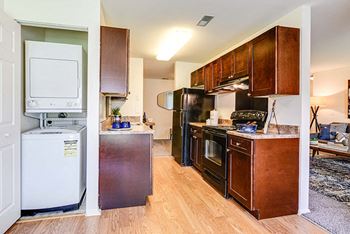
189;122;207;128
100;124;154;135
227;130;299;139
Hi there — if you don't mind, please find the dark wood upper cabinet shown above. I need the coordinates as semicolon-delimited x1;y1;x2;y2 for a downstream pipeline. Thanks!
204;63;214;93
220;51;233;82
100;26;130;96
191;68;204;88
250;26;300;96
233;43;250;79
197;67;204;86
212;58;222;88
191;70;197;87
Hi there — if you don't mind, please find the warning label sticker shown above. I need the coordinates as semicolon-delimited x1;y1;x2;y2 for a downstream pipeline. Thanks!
64;140;78;157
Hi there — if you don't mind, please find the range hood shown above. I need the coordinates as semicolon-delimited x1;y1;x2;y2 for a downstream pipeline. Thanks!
211;76;249;94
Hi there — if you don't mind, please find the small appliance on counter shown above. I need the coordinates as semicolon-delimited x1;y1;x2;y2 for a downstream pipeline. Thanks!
209;110;219;126
231;110;268;131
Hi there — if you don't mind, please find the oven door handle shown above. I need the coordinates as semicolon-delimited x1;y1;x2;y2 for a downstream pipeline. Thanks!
204;130;227;138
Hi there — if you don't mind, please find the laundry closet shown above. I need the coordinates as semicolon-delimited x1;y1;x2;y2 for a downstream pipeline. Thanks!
19;25;88;218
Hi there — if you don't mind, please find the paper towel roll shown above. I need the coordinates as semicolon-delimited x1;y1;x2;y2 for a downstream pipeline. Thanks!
210;110;219;126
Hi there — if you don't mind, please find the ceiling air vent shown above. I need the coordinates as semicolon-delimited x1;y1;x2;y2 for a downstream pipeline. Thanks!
196;15;214;27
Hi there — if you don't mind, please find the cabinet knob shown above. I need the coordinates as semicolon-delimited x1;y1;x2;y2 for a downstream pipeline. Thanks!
236;142;241;146
226;149;231;152
247;93;251;97
193;136;197;139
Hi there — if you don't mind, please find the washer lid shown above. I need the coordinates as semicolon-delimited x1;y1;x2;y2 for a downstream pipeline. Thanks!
22;125;85;135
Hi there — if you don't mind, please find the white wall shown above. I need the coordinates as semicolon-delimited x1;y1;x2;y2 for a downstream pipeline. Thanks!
144;79;174;139
313;66;350;124
215;94;235;119
174;61;202;89
4;0;101;216
110;58;144;120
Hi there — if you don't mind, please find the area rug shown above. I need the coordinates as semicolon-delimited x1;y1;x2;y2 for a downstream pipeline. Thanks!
303;190;350;234
309;156;350;207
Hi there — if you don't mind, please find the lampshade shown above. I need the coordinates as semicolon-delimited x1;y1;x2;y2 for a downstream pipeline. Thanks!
310;96;325;107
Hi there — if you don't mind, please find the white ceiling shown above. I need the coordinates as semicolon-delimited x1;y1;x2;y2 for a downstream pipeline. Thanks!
311;0;350;73
102;0;350;75
102;0;309;63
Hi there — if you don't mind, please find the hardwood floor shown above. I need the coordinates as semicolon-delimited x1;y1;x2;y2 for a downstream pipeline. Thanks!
7;156;326;234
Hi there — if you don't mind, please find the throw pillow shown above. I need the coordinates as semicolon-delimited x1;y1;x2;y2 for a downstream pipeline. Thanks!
319;124;331;140
330;131;337;140
330;123;348;133
335;132;349;146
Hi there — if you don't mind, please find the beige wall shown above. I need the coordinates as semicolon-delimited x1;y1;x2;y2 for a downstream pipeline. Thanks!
110;58;144;120
174;61;202;89
144;79;174;139
312;66;350;124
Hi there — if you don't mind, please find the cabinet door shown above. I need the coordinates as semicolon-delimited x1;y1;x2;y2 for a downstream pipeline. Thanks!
100;26;129;96
228;149;253;210
250;28;276;96
221;52;233;82
204;63;213;93
194;136;203;171
197;67;204;86
233;43;250;78
191;71;197;87
189;134;196;162
212;58;221;88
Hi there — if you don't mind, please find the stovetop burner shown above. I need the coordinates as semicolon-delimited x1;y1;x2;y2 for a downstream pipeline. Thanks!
203;125;236;134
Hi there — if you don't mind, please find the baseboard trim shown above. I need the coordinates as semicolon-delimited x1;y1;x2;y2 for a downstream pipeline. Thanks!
298;208;311;215
85;208;101;216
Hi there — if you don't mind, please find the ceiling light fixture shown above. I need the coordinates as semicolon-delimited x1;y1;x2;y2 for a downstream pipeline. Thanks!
197;15;214;27
156;29;192;61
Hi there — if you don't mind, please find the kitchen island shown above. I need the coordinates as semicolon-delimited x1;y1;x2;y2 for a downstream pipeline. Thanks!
99;124;154;210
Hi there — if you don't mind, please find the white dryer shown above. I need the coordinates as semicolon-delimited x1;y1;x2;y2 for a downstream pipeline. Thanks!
21;125;86;215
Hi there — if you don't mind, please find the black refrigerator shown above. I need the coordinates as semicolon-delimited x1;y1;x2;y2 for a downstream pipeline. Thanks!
172;88;215;166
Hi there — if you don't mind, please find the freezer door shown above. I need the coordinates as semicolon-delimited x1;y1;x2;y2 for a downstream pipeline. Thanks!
173;89;185;111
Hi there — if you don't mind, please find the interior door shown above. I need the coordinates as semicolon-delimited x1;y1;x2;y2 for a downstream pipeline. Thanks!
0;10;21;234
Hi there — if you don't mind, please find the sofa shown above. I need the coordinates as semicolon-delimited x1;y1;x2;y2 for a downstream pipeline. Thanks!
310;122;350;146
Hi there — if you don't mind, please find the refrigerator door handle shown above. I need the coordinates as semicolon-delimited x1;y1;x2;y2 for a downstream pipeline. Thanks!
180;94;184;111
180;111;183;129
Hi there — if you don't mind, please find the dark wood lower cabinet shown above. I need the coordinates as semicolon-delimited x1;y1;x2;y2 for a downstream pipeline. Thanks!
189;126;203;172
99;134;152;210
228;150;252;210
228;135;299;219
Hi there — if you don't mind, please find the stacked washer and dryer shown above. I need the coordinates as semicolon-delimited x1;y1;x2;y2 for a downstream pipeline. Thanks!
21;41;87;215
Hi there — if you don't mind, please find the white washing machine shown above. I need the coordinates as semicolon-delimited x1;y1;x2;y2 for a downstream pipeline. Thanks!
21;125;87;215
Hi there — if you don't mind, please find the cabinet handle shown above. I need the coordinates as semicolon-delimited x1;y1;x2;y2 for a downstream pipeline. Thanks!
247;93;251;96
227;149;231;152
193;136;197;139
235;142;241;146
